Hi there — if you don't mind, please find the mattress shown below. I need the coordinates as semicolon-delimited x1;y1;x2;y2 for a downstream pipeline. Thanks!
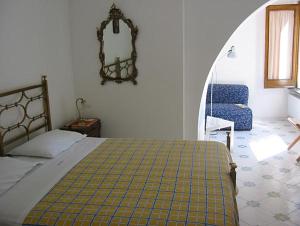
20;139;238;226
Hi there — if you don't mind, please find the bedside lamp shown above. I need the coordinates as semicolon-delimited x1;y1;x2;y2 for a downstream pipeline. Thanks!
76;98;86;120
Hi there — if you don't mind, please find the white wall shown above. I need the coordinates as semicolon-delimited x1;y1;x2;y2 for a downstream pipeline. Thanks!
288;92;300;119
103;21;132;65
70;0;183;139
70;0;270;140
213;0;298;119
0;0;271;140
0;0;275;139
0;0;76;128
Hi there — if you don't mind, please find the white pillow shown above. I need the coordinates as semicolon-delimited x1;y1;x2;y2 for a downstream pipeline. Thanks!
0;157;40;196
9;129;86;158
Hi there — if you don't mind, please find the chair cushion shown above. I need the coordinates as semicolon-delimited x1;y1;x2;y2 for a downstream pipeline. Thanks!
206;103;253;130
206;84;249;105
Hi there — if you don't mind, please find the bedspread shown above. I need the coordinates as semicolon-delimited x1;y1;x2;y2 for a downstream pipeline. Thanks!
23;139;238;226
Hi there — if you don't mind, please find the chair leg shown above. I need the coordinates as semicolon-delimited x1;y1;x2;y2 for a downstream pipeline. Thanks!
288;136;300;150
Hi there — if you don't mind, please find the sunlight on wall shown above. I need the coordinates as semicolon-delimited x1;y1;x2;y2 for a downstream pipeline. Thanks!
249;134;287;161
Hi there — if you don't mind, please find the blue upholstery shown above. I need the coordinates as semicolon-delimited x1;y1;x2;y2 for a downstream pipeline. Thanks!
206;84;249;104
206;84;253;130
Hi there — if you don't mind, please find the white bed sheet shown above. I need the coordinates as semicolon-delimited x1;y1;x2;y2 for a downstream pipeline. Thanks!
12;156;49;164
0;137;106;226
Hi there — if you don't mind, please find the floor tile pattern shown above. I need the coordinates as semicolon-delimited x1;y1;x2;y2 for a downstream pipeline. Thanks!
208;119;300;226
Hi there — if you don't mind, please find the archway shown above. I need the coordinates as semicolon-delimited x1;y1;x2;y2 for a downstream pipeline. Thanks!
196;0;293;139
183;0;270;140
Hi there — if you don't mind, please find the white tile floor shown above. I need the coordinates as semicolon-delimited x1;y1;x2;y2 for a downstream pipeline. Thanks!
208;119;300;226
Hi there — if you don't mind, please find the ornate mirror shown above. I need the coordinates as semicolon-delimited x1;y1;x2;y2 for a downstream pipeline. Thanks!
97;4;138;85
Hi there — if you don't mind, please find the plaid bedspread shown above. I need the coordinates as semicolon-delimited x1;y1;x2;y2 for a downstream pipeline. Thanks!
23;139;238;226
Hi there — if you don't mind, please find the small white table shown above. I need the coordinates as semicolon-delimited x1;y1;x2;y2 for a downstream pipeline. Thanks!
205;116;234;151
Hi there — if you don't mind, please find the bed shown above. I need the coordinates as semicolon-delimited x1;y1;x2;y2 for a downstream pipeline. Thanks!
0;77;239;226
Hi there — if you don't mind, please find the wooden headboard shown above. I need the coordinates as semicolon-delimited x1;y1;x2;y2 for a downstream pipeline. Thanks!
0;76;52;156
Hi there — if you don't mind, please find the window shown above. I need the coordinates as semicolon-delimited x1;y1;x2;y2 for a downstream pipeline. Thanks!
264;4;300;88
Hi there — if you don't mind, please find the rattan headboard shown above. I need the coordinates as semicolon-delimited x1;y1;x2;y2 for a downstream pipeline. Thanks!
0;76;52;156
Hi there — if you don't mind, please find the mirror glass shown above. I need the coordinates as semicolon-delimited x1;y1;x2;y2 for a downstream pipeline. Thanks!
103;20;132;65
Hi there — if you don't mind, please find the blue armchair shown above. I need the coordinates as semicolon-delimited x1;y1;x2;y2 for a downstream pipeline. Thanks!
205;84;253;130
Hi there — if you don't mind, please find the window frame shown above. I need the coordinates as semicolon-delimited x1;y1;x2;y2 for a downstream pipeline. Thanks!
264;4;300;88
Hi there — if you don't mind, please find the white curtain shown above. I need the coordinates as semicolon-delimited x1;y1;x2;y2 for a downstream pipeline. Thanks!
268;10;294;80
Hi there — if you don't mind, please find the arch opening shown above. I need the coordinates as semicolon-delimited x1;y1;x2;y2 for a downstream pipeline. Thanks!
197;0;297;139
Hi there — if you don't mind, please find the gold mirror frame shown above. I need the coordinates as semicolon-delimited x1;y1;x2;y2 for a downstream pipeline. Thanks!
97;4;138;85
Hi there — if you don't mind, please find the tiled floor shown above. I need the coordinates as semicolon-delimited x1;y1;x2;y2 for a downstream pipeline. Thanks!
208;119;300;226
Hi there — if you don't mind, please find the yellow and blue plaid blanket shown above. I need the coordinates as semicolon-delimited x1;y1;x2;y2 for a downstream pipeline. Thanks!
23;139;238;226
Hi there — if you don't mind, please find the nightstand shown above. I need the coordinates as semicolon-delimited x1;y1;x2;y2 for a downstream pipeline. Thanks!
61;118;101;137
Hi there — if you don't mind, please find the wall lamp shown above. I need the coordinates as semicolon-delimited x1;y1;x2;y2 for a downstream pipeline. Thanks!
227;45;236;58
209;45;236;116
